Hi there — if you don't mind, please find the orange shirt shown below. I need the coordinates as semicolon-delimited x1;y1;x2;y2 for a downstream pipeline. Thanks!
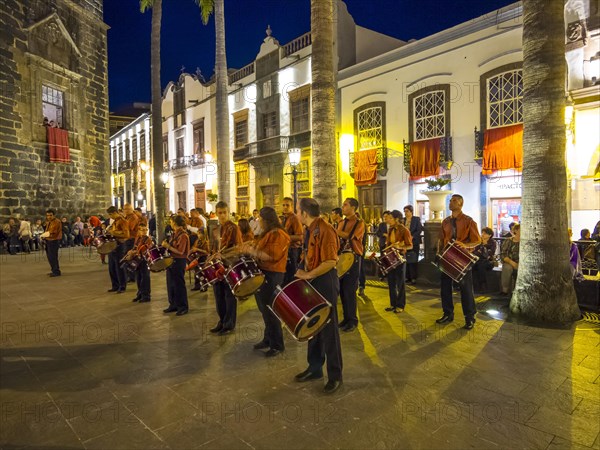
304;218;339;272
169;229;190;259
189;217;204;229
125;213;140;238
439;212;481;248
256;228;291;273
386;224;413;254
46;218;63;240
220;220;242;250
135;211;148;227
191;235;209;254
111;217;130;243
283;212;303;249
242;230;254;242
337;215;365;256
134;235;153;254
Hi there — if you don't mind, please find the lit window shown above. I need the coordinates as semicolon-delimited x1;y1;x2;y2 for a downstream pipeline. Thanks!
357;106;383;150
42;85;64;127
487;70;523;129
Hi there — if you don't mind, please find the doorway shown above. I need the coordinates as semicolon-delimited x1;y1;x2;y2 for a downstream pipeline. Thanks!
194;184;206;211
358;181;386;225
261;184;281;212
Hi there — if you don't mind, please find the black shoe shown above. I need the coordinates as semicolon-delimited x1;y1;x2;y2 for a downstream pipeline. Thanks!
385;307;395;312
138;299;151;303
338;320;348;329
253;341;269;350
176;309;189;316
116;290;125;294
436;315;454;324
265;349;282;358
209;323;223;333
49;273;61;278
323;380;343;394
132;297;140;302
163;307;178;313
217;328;234;336
342;323;357;332
107;289;118;292
191;286;201;291
295;369;323;382
463;319;476;330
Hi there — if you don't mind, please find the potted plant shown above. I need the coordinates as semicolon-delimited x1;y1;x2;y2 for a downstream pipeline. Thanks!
207;193;218;212
421;178;452;222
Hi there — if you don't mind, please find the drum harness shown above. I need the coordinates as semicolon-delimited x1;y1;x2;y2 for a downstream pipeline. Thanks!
339;217;362;259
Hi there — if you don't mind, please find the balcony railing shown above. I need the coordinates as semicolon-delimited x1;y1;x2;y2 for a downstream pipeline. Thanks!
118;159;135;172
474;127;484;163
282;32;312;58
233;145;249;162
402;137;453;173
289;130;311;148
349;147;388;177
189;153;207;167
229;62;255;85
248;135;289;158
163;154;209;171
112;186;124;197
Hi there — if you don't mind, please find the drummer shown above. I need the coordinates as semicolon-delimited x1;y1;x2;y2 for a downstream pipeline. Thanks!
190;229;210;292
281;197;303;285
240;207;290;357
162;215;190;316
124;224;153;303
123;204;140;283
336;198;365;332
436;194;481;330
210;201;242;335
106;206;130;293
383;210;412;313
294;198;343;394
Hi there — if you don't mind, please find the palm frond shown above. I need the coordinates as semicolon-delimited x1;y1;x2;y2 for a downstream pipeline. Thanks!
194;0;215;25
140;0;153;13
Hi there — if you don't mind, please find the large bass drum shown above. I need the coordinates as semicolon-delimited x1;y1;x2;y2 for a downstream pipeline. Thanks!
269;279;331;341
225;256;265;298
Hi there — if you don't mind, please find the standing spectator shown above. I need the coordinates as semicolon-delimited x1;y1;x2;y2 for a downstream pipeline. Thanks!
376;211;391;253
31;219;44;251
18;217;32;253
42;209;62;277
249;209;262;236
82;223;91;246
500;224;520;295
403;205;423;284
72;217;84;245
238;218;254;242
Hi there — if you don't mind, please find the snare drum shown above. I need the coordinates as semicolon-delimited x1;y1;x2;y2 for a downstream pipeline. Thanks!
198;259;227;286
376;246;406;277
144;246;174;272
436;241;479;282
225;256;265;298
185;250;205;271
269;279;332;341
93;234;117;255
336;251;355;278
120;255;143;273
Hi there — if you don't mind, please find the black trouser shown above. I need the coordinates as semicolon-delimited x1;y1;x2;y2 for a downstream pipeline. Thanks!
255;270;285;351
440;270;476;320
124;239;135;281
284;247;301;286
108;243;127;291
167;258;188;311
406;249;418;281
45;240;60;275
213;280;237;330
387;262;406;308
472;260;491;291
339;256;359;326
135;260;151;300
358;256;366;289
307;269;343;381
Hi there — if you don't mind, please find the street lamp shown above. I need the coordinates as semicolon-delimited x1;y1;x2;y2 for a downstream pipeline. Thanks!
287;147;301;212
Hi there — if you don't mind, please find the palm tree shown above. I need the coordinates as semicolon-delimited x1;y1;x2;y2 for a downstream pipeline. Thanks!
195;0;231;206
509;0;580;322
310;0;337;211
140;0;166;241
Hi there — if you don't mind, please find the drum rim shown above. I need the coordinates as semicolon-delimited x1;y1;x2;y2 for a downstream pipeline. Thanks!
294;303;331;341
227;271;265;295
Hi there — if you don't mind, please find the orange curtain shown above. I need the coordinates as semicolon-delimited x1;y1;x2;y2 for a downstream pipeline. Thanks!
482;123;523;175
47;127;71;163
410;138;440;180
354;149;378;186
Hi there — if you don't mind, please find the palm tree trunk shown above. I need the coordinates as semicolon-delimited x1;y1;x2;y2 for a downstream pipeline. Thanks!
311;0;337;211
150;0;165;241
214;0;230;206
509;0;580;322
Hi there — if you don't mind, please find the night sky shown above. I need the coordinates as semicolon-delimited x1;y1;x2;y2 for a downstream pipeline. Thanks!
105;0;517;111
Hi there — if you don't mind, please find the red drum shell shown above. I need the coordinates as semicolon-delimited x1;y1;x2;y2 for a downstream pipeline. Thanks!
377;247;406;276
199;259;227;285
271;279;332;341
438;241;478;282
144;246;173;272
93;235;117;254
225;256;265;298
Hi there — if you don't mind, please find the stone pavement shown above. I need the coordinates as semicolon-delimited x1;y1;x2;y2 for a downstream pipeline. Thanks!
0;247;599;450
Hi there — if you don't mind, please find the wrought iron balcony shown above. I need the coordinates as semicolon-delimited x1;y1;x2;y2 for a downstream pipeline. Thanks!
118;159;134;172
247;135;290;159
233;145;249;162
289;130;311;149
189;153;207;167
349;147;388;177
474;127;484;164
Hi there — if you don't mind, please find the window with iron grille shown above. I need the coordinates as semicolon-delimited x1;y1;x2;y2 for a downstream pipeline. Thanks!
193;120;205;154
291;96;310;134
175;129;185;159
235;119;248;148
42;85;64;128
413;90;445;141
357;106;383;150
261;111;277;139
139;131;146;161
487;70;523;129
132;136;138;162
162;136;168;163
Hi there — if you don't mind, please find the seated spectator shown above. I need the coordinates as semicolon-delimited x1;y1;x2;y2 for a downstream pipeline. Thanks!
4;218;20;255
502;222;518;238
569;228;583;280
61;217;74;247
472;227;497;292
31;219;44;251
500;223;520;295
18;217;32;253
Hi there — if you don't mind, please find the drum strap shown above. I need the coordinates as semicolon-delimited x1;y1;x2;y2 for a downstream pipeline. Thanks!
341;218;361;253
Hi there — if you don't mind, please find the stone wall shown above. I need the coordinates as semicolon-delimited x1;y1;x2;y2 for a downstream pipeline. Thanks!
0;0;110;222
